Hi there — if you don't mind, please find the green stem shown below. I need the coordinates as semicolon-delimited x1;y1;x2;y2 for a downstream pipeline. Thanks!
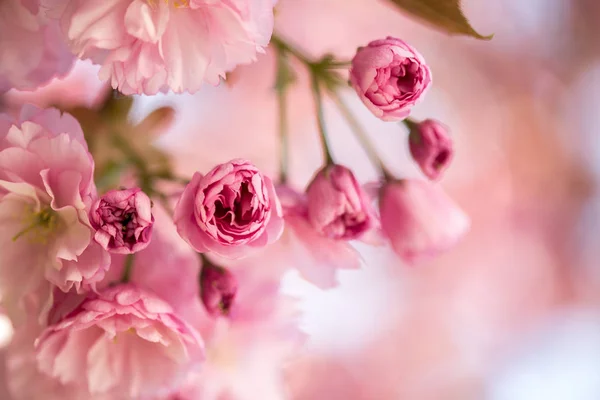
402;117;419;132
310;70;335;165
275;50;290;184
110;133;153;194
328;90;396;181
325;60;352;69
121;254;135;283
271;34;313;66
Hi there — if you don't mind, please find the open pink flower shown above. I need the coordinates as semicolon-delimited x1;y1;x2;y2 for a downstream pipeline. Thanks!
90;187;154;254
0;0;74;92
379;179;470;262
306;164;374;240
408;119;454;180
174;159;283;259
44;0;276;94
0;106;109;315
350;37;431;121
35;284;204;399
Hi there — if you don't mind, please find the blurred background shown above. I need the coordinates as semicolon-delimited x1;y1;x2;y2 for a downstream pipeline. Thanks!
3;0;600;398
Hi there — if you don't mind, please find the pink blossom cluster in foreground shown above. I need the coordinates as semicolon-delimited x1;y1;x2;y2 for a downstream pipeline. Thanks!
0;1;471;396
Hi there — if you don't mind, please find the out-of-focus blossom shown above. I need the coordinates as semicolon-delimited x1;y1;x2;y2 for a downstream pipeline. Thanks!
379;179;470;262
35;284;204;399
4;60;107;111
0;106;109;315
89;187;154;254
0;0;74;93
174;159;284;259
306;164;375;240
350;37;431;121
408;119;453;180
272;185;361;289
167;266;305;400
43;0;276;95
200;262;238;317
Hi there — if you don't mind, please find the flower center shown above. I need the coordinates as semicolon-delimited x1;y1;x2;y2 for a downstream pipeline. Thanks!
12;206;61;244
147;0;190;8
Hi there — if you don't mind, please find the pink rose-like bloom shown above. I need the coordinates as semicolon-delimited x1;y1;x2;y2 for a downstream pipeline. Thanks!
0;0;74;92
200;262;237;317
44;0;276;94
270;185;361;289
90;188;154;254
0;106;109;311
35;285;204;399
350;37;432;121
306;164;374;240
409;119;454;180
174;159;284;259
379;179;470;262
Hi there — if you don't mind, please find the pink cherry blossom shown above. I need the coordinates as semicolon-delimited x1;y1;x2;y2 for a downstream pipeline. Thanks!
35;284;204;399
350;37;431;121
4;315;99;400
43;0;276;95
379;179;470;262
90;187;154;254
306;164;375;240
101;203;205;328
0;106;109;317
408;119;454;180
272;185;361;289
0;0;74;92
174;159;284;259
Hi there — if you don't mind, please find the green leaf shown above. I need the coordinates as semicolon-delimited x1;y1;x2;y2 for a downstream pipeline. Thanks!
386;0;492;40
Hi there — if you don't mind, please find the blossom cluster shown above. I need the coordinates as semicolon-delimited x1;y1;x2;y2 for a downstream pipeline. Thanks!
0;0;472;398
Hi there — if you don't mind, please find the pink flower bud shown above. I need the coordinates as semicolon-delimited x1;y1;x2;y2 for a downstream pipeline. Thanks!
350;37;432;121
409;119;454;180
90;188;154;254
306;164;374;240
379;180;470;262
200;262;238;317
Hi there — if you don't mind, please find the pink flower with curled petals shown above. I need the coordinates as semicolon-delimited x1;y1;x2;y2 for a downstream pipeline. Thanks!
0;0;74;92
379;179;470;262
306;164;375;240
0;106;109;316
35;284;204;399
43;0;276;95
408;119;454;180
90;187;154;254
350;37;431;121
174;159;283;259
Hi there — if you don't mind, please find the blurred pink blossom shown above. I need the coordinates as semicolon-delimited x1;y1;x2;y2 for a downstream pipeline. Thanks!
0;0;74;92
174;159;283;259
379;179;470;262
409;119;454;181
350;36;431;121
200;262;238;317
43;0;275;94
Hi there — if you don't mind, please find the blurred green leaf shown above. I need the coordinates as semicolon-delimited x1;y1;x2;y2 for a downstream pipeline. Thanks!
386;0;493;40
